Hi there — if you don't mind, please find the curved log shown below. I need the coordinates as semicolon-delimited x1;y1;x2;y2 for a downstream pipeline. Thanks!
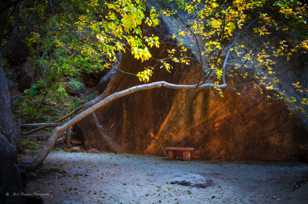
29;80;227;170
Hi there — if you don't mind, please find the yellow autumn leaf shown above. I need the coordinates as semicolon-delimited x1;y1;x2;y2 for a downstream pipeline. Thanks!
209;19;222;29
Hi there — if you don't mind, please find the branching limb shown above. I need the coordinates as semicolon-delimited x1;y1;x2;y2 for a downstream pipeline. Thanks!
92;112;122;153
21;123;59;128
29;80;227;170
97;54;123;92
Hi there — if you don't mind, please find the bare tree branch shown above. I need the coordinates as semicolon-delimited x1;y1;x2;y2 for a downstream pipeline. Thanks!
28;80;227;170
222;46;232;85
92;112;122;153
21;123;59;128
97;54;122;92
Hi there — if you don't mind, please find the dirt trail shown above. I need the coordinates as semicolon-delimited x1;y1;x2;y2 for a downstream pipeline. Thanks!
26;151;308;204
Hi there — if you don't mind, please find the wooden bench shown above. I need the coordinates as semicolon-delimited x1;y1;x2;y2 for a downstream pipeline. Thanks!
165;147;195;161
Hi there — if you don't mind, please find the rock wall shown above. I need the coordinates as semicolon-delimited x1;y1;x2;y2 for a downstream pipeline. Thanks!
0;66;25;204
76;2;308;161
77;52;308;161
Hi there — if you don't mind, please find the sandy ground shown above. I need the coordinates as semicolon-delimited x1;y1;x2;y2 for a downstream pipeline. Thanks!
26;151;308;204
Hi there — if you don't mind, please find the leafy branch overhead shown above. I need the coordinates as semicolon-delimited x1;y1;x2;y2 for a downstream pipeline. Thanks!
4;0;307;122
1;0;306;169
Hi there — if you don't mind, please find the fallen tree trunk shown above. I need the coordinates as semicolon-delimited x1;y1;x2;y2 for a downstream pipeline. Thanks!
29;80;226;170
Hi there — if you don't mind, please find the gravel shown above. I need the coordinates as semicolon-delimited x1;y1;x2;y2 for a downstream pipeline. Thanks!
26;151;308;204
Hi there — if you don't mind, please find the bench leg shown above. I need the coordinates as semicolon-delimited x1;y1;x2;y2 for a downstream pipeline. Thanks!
182;151;191;161
167;150;175;160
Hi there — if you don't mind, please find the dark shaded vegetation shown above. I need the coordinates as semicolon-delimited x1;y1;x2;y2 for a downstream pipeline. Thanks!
0;0;307;203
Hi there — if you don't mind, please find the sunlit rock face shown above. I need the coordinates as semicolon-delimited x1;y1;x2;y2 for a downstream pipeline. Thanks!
76;51;308;161
76;2;308;161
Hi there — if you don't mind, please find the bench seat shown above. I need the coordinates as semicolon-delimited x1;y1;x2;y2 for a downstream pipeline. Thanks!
165;147;195;161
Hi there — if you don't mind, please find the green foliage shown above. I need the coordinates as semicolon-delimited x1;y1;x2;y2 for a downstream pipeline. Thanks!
16;82;78;122
6;0;307;121
25;0;162;80
68;78;85;93
15;0;162;121
18;138;40;152
163;0;307;109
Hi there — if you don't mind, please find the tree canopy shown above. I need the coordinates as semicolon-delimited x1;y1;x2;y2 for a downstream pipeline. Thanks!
0;0;307;122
